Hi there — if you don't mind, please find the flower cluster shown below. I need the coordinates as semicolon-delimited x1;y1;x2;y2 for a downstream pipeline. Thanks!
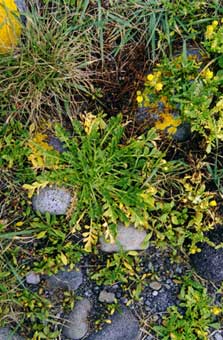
204;19;223;53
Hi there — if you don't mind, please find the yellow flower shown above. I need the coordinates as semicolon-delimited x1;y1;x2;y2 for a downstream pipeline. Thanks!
212;306;221;315
209;200;217;207
205;24;214;39
0;0;22;54
212;20;218;27
155;113;181;134
155;82;163;91
136;95;143;103
147;74;154;81
203;68;214;80
190;245;201;254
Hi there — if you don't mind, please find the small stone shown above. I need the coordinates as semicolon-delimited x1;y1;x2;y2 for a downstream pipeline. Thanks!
213;332;223;340
46;269;83;291
63;298;91;339
173;122;191;142
152;291;158;296
99;290;116;303
47;136;66;153
0;327;24;340
26;272;40;285
149;281;162;291
32;186;72;215
85;305;140;340
100;223;148;253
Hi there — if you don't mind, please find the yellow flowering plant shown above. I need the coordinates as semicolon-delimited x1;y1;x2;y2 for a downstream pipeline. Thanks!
0;0;22;54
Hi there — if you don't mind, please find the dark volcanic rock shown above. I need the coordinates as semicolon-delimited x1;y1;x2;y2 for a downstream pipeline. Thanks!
190;225;223;282
86;306;140;340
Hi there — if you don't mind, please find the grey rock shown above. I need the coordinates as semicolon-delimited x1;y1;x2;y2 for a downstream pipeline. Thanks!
32;186;71;215
0;327;24;340
98;290;116;303
47;269;83;291
47;136;66;153
211;331;223;340
100;223;148;252
173;122;191;142
15;0;27;12
86;306;140;340
149;281;162;291
190;225;223;282
63;298;91;339
26;272;40;285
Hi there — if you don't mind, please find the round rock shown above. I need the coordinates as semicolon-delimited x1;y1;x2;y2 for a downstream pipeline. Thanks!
46;269;83;291
149;281;162;291
26;272;40;285
32;186;71;215
86;305;140;340
100;223;148;252
63;298;91;339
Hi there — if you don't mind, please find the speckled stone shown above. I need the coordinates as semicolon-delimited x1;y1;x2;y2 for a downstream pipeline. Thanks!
100;223;148;252
32;186;71;215
149;281;162;291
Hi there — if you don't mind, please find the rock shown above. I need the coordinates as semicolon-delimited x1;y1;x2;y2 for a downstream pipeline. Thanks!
100;223;148;252
86;306;140;340
190;225;223;282
46;269;83;291
173;122;191;142
149;281;162;291
32;186;72;215
0;327;24;340
26;272;40;285
15;0;27;13
47;136;66;153
63;298;91;339
98;290;116;303
212;332;223;340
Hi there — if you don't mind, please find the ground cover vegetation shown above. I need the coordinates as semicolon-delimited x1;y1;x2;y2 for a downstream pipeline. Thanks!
0;0;223;339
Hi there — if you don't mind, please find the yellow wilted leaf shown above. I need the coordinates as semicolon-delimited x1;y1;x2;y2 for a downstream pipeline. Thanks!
23;181;49;198
36;230;47;239
60;252;68;266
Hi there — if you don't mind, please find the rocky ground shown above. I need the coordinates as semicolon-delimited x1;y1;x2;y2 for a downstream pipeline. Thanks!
0;185;223;339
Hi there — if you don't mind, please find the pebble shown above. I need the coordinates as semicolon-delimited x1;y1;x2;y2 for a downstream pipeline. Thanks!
63;298;91;339
46;269;83;291
100;223;148;252
149;281;162;291
32;186;72;215
98;290;116;303
25;272;40;285
152;291;158;296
